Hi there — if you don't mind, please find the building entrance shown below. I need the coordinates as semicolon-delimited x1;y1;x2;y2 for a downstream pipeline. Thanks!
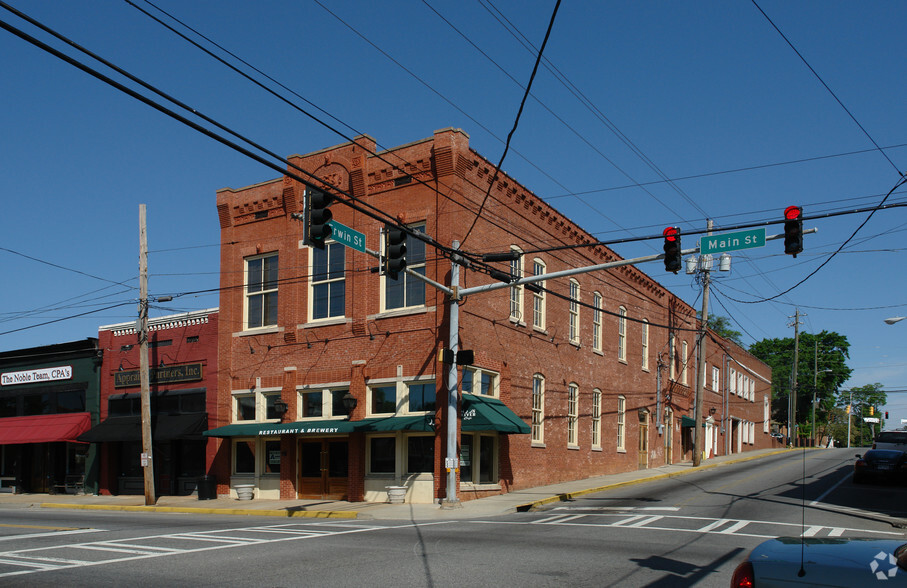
297;439;348;500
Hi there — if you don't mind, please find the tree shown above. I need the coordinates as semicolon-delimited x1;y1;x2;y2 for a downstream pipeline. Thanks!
749;330;852;434
838;383;887;447
700;313;744;348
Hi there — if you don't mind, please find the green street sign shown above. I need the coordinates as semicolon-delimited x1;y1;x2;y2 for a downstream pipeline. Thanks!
327;220;365;253
699;228;765;255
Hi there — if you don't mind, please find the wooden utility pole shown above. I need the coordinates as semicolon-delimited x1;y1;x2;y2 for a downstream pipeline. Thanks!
693;220;712;467
789;309;801;447
139;204;156;505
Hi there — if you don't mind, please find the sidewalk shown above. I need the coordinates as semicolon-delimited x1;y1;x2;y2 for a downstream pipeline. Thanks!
0;449;790;522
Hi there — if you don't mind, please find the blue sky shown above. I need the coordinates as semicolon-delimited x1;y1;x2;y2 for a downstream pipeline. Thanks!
1;1;905;425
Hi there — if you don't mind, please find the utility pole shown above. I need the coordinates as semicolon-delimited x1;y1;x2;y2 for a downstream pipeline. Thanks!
138;205;156;506
442;241;461;508
692;220;712;467
846;389;852;448
788;309;801;447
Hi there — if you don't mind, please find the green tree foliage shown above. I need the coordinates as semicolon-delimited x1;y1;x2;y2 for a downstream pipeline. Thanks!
749;330;852;430
700;313;744;347
837;383;887;447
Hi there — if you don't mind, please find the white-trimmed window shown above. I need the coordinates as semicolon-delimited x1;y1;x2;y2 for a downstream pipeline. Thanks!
641;319;649;370
750;378;755;402
567;383;579;447
569;280;580;345
298;386;353;420
532;259;546;330
462;367;499;397
617;395;626;451
681;340;689;385
531;373;545;444
712;366;720;391
617;306;627;361
591;389;602;449
245;253;278;329
669;333;676;381
232;437;281;476
509;247;523;322
763;396;770;433
460;433;498;484
592;292;603;352
730;368;737;396
737;372;744;398
367;379;436;417
383;223;426;311
310;241;345;320
232;387;283;422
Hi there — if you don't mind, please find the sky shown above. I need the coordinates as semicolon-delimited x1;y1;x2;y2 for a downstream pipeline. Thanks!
1;1;905;425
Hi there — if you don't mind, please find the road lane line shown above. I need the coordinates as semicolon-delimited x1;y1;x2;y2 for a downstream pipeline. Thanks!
625;515;663;528
719;521;749;534
696;519;730;533
809;471;852;506
828;528;845;537
801;526;822;537
0;529;105;542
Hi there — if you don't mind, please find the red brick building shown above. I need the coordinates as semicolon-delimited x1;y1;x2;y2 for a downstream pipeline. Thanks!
209;128;772;503
85;309;222;496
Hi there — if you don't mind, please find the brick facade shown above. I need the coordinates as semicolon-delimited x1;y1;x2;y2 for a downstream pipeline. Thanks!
214;129;773;503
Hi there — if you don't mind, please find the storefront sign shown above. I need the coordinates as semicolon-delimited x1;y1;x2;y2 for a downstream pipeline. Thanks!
1;365;72;386
258;425;343;436
115;363;203;388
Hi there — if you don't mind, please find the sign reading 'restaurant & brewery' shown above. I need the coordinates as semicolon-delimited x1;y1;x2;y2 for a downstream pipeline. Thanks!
1;365;73;386
115;363;203;388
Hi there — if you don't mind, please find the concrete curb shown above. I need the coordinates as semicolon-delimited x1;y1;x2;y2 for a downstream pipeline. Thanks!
40;503;359;519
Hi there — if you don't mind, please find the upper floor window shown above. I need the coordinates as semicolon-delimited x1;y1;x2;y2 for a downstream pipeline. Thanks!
298;387;352;420
531;373;545;444
311;242;345;320
681;340;689;385
462;367;499;397
232;388;282;423
617;306;628;362
245;253;278;329
591;389;602;449
617;395;626;451
669;333;676;381
532;259;546;330
592;292;603;352
712;366;720;391
384;223;426;310
367;379;436;417
569;280;580;345
641;319;649;370
509;247;523;322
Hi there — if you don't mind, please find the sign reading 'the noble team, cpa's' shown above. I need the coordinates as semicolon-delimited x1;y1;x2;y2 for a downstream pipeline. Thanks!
1;365;73;386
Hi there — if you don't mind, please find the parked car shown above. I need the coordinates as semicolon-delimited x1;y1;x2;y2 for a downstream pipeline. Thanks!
732;537;907;587
873;431;907;450
853;449;907;484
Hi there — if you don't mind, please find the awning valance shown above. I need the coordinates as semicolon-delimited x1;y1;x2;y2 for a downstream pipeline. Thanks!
461;393;530;434
0;412;92;445
681;415;705;428
78;413;207;443
204;415;436;438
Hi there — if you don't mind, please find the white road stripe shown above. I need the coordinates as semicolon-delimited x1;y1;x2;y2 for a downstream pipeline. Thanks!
0;528;105;543
828;528;845;537
611;515;646;527
696;519;730;533
719;521;749;534
802;526;822;537
625;515;663;528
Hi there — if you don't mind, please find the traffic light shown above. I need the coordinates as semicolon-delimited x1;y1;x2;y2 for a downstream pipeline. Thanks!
846;404;851;414
306;188;333;249
869;406;874;416
783;206;803;257
885;411;889;419
663;227;681;273
384;224;407;279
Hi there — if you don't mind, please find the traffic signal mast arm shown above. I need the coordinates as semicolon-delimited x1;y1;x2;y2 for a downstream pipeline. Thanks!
460;227;816;299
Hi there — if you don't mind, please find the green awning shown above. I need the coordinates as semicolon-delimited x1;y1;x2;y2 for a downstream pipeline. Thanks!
354;415;435;432
204;420;359;437
461;393;530;434
681;415;705;428
203;416;435;437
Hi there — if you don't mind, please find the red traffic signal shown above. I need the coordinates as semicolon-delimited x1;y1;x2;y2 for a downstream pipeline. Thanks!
663;226;681;272
783;206;803;257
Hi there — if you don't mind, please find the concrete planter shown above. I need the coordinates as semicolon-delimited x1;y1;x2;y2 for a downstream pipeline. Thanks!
234;484;255;501
385;485;407;504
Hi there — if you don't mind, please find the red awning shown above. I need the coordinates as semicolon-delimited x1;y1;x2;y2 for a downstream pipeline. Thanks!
0;413;92;445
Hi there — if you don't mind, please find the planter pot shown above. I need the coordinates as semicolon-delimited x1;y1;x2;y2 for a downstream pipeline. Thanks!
234;484;255;501
385;485;407;504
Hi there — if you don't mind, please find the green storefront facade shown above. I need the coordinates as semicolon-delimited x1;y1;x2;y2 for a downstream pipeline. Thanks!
0;339;101;494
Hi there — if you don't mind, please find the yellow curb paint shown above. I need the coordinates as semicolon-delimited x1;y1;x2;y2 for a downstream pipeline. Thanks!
0;523;82;531
40;503;358;519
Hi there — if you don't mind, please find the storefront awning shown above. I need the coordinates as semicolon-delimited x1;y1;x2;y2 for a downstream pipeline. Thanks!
78;413;207;442
681;415;705;428
0;412;92;445
461;393;530;434
355;415;435;432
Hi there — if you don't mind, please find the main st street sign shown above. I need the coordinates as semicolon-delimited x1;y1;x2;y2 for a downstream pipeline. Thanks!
699;227;766;255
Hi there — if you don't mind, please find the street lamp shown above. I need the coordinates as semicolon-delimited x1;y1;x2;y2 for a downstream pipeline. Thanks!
884;317;906;325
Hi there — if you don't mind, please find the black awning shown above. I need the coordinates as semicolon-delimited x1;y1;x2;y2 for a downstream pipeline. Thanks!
78;413;207;443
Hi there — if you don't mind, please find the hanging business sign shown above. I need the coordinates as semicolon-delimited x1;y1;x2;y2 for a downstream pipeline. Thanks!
1;365;72;386
114;363;203;388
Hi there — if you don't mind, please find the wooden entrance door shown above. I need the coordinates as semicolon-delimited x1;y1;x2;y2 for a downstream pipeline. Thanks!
297;439;349;500
638;411;649;470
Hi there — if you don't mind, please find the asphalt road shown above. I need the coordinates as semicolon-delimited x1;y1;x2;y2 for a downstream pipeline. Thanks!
0;448;902;587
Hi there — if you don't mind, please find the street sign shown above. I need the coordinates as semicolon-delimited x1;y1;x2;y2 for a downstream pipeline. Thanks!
864;417;880;423
327;220;365;253
699;227;765;255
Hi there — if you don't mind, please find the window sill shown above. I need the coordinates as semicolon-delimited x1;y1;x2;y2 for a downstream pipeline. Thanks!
532;326;548;336
299;317;350;329
460;482;502;491
593;349;604;357
235;325;281;337
617;448;627;454
567;444;580;451
570;340;581;349
642;367;650;373
591;446;602;452
371;305;435;320
530;442;546;449
509;317;526;327
618;358;628;365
